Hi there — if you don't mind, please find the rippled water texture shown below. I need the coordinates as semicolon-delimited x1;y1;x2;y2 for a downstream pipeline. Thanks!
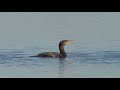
0;48;120;78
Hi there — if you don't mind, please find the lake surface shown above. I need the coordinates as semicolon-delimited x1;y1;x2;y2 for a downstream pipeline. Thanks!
0;12;120;78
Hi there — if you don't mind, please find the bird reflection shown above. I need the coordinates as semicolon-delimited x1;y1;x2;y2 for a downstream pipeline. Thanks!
58;58;66;78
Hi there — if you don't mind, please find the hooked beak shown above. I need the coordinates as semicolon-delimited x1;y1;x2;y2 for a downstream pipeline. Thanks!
65;40;74;45
68;40;74;43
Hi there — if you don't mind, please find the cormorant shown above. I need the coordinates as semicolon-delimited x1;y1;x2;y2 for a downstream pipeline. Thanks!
30;40;73;58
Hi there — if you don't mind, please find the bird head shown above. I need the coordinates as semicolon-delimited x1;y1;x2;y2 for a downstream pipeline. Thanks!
59;40;74;46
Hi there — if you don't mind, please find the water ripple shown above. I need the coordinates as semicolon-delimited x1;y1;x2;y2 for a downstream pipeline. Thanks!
69;50;120;64
0;49;120;67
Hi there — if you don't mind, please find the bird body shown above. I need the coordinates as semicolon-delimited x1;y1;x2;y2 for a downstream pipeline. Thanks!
30;40;73;58
37;52;60;58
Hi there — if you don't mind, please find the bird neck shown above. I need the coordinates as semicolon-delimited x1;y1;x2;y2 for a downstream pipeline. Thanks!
59;45;67;57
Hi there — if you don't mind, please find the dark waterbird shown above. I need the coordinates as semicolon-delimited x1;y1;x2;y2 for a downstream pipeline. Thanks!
30;40;74;58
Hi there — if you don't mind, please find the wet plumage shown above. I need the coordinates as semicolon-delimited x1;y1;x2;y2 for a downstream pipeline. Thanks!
37;52;60;58
30;40;73;58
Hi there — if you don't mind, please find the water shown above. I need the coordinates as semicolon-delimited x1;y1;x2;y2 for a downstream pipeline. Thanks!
0;12;120;78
